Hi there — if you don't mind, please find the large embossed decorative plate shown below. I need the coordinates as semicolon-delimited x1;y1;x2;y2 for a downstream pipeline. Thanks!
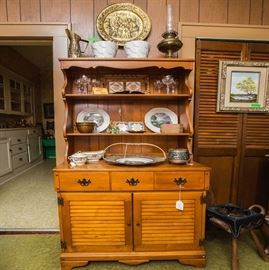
96;3;151;46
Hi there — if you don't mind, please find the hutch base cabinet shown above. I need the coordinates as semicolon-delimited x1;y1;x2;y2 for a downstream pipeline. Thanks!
54;162;210;270
55;58;210;269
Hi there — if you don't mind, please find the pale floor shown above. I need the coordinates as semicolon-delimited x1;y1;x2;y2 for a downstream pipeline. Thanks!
0;159;59;229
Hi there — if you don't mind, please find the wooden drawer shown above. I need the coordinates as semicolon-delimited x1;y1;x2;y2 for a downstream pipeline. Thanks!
12;151;28;169
10;143;27;155
57;172;110;191
154;171;205;190
111;172;153;191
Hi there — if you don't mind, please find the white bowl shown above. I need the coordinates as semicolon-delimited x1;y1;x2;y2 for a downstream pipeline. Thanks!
92;41;118;58
68;152;88;166
82;150;104;162
124;40;150;58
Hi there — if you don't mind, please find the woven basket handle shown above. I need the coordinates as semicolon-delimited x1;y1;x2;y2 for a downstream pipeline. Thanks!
103;142;167;159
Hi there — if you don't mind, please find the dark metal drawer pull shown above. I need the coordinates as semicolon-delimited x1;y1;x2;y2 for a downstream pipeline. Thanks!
174;177;187;186
77;178;91;186
126;178;140;186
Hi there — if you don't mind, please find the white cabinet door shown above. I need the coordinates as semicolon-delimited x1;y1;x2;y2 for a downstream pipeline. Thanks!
0;138;12;176
27;134;42;163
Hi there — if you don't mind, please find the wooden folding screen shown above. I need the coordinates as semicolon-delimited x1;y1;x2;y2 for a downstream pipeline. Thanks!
195;39;269;208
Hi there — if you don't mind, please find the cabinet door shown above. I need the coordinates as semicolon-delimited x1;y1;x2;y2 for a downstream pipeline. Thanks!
9;79;22;113
133;191;206;251
27;134;42;163
0;74;5;111
59;192;133;252
0;138;12;176
23;84;33;114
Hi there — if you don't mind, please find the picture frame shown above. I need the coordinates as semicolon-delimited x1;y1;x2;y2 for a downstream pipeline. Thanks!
43;103;54;119
217;61;269;113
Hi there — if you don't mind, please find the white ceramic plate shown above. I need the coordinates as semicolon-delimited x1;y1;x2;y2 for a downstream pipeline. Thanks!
144;108;178;133
76;108;110;132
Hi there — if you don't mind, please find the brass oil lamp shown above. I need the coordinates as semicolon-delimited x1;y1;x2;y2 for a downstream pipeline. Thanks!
157;4;183;58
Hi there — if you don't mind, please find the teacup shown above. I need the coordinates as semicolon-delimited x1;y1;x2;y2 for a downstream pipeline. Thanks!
168;148;190;164
68;152;88;166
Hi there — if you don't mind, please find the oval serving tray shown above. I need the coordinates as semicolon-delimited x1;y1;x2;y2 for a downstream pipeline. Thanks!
96;3;151;46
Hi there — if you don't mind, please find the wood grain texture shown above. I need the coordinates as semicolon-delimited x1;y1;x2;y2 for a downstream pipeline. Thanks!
0;0;7;21
41;0;70;22
250;0;262;25
147;0;166;57
180;0;199;23
228;0;250;24
71;0;94;57
199;0;228;23
20;0;41;22
263;0;269;25
7;0;20;21
134;0;147;11
199;156;234;204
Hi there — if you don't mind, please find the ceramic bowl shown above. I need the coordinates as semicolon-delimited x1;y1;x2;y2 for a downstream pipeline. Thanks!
68;152;88;166
82;150;104;162
124;40;150;58
168;148;190;164
76;122;96;133
92;41;118;58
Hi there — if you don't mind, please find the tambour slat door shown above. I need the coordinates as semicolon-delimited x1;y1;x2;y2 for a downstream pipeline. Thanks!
59;192;132;252
195;39;243;204
133;191;206;251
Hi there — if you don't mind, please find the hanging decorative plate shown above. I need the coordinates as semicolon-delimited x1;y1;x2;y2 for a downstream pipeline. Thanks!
76;108;110;133
145;108;178;133
96;3;151;46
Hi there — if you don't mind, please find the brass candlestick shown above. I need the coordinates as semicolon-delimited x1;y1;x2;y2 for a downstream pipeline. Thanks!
157;30;183;58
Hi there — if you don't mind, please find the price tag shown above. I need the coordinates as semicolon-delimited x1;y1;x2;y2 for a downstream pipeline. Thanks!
176;200;184;211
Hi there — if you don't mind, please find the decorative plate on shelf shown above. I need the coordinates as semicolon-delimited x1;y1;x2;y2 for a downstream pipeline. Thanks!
145;108;178;133
76;108;110;133
96;3;151;46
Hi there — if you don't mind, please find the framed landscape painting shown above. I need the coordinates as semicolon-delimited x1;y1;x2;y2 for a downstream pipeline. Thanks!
217;61;269;113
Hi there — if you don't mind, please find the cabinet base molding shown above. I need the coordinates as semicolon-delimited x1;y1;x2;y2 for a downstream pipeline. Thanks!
61;260;89;270
61;249;206;269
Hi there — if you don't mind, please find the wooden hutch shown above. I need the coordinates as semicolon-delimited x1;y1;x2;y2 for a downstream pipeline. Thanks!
54;58;210;270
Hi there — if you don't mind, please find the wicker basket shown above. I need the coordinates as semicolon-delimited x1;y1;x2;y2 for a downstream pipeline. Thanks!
103;143;167;166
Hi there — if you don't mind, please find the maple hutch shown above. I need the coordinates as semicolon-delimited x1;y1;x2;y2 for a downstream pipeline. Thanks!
53;58;210;270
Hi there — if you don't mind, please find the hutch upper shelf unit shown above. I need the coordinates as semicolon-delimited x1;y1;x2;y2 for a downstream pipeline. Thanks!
54;58;210;270
60;58;194;159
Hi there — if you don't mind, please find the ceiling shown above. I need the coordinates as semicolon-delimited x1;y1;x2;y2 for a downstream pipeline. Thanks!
10;45;53;72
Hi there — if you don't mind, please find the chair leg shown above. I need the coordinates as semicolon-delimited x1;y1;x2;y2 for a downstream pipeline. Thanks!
231;237;239;270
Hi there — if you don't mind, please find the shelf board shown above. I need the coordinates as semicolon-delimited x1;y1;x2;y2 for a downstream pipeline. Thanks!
66;132;191;136
64;93;190;100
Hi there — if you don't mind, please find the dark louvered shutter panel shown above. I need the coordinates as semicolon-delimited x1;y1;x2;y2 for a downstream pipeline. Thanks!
195;40;242;152
245;43;269;151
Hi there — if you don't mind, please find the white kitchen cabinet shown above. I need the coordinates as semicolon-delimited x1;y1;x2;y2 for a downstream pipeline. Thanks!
0;127;43;185
27;128;42;163
0;137;12;177
0;65;34;115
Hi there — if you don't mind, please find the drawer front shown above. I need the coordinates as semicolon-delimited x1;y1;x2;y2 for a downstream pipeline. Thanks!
10;143;27;155
12;152;28;169
6;130;27;145
28;128;41;135
111;172;153;191
58;172;110;191
154;171;205;190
